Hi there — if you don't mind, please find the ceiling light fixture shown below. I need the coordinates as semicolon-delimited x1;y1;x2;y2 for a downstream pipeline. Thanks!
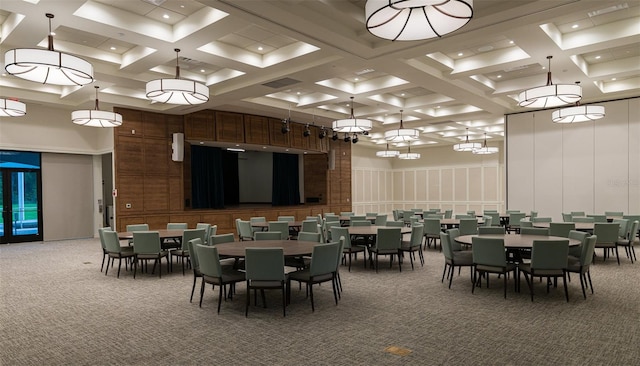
145;48;209;105
4;13;94;86
365;0;473;41
453;128;481;152
472;133;498;154
552;81;605;123
398;142;420;160
518;56;582;108
384;110;419;142
0;98;26;117
376;143;400;158
71;86;122;127
332;96;372;133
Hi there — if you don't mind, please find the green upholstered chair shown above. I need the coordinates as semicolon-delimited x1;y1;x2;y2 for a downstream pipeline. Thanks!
172;228;207;275
186;238;203;303
571;211;586;217
254;231;282;241
250;217;266;234
605;211;623;217
478;226;506;235
444;210;453;219
368;227;402;273
375;214;388;226
301;220;319;233
125;223;149;246
440;232;473;289
385;220;404;227
331;226;365;271
244;247;287;317
237;220;254;241
471;236;518;298
567;230;589;259
277;216;295;222
445;228;462;250
613;219;630;239
458;218;478;236
297;232;321;243
306;216;320;223
349;215;366;223
103;230;135;278
573;217;595;223
549;222;575;238
423;218;442;250
325;214;340;223
530;211;538;219
268;221;290;240
532;217;552;223
402;210;414;226
98;227;117;272
399;223;424;269
195;244;245;313
520;220;533;228
132;231;169;278
507;212;526;233
520;227;549;236
481;216;493;227
455;214;472;219
587;214;607;223
350;220;371;227
485;212;500;227
339;212;354;217
562;213;573;222
466;210;476;217
520;240;570;302
210;233;235;245
616;220;638;263
288;242;340;312
594;223;621;265
196;223;212;244
567;235;597;299
167;222;188;230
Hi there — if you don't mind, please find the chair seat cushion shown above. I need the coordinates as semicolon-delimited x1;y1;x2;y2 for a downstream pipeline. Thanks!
370;248;398;255
343;246;365;253
452;251;473;265
172;249;189;257
518;263;564;276
136;251;168;259
476;263;516;273
288;269;333;283
121;246;134;252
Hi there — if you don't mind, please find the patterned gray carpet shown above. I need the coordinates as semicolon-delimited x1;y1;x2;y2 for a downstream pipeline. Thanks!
1;237;638;366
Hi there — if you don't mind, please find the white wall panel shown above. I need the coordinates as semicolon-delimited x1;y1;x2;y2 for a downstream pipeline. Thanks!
533;110;564;220
629;98;640;213
469;167;482;201
416;170;427;201
404;171;415;201
561;121;595;212
506;113;535;212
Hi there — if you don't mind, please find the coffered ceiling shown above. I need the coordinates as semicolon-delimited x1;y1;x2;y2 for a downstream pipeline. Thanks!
1;0;638;149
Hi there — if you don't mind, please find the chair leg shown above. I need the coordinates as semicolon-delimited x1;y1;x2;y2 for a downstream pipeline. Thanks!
117;258;123;278
105;257;111;276
309;282;315;312
245;281;250;317
281;282;287;317
579;272;587;299
217;283;223;313
199;280;206;308
562;272;569;302
448;265;454;289
101;253;106;272
190;275;197;303
615;247;620;265
441;263;448;283
587;271;594;294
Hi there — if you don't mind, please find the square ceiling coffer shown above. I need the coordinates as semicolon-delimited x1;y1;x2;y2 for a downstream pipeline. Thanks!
262;78;301;89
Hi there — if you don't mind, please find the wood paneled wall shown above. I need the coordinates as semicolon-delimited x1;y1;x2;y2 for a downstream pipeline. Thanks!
113;107;351;234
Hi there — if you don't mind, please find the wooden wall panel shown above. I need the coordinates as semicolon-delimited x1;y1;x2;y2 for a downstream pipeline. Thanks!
143;138;169;176
244;115;270;145
215;111;244;142
115;135;143;175
303;154;327;204
290;123;307;149
143;177;169;212
117;175;144;214
168;214;201;228
184;110;215;141
115;108;143;136
269;118;290;147
169;176;183;211
143;112;166;138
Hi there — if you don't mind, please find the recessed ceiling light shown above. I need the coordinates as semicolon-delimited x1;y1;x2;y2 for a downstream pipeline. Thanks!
497;75;502;78
163;14;170;19
346;103;350;107
401;93;405;96
180;5;185;8
611;78;617;81
509;40;514;44
457;52;463;56
595;55;601;59
263;146;267;149
199;141;204;145
200;69;205;73
110;46;116;50
354;77;359;81
258;46;263;51
571;24;579;29
436;105;441;109
296;92;300;95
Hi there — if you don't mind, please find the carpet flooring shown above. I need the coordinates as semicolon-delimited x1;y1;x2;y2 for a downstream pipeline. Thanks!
1;237;639;365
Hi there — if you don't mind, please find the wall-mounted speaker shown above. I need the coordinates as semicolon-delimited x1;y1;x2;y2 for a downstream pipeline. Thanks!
328;149;335;170
172;133;184;162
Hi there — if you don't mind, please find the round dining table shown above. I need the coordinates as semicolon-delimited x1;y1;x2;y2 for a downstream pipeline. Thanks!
250;221;303;230
533;222;595;232
430;218;484;228
347;225;412;236
214;239;319;258
117;229;184;240
454;234;581;249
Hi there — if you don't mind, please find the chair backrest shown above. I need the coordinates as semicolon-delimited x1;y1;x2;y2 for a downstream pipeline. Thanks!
627;221;639;241
245;247;285;281
325;214;340;222
530;211;538;219
485;212;500;226
549;222;575;238
103;230;123;253
167;222;188;230
573;217;595;223
594;223;620;244
365;212;378;218
506;210;520;214
133;231;161;254
336;237;346;269
520;227;549;236
309;242;339;276
305;216;320;223
444;210;453;219
182;228;207;250
195;223;212;244
612;219;629;238
530;240;569;270
408;224;424;248
562;213;573;222
301;220;319;233
375;214;388;226
297;231;321;243
587;214;607;222
277;216;295;222
440;232;454;260
459;218;478;235
237;220;254;240
385;220;404;227
605;211;623;217
520;220;533;228
446;228;462;251
478;226;505;235
482;216;493;227
402;210;414;224
254;231;282;241
580;235;597;267
210;233;235;245
471;237;506;267
509;213;526;227
98;227;109;250
350;220;372;227
466;210;476;217
126;224;149;232
268;221;290;240
424;218;441;235
235;218;242;237
250;216;266;224
339;212;354;217
571;211;586;217
532;217;552;223
392;209;400;221
187;238;203;270
375;227;402;250
196;243;225;278
484;210;498;213
568;230;588;248
349;215;366;222
331;227;352;248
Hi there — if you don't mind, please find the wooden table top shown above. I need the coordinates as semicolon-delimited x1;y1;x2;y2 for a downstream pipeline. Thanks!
454;234;581;249
338;216;376;221
118;229;184;240
533;222;595;231
214;240;318;257
347;225;412;236
250;221;303;228
423;218;484;226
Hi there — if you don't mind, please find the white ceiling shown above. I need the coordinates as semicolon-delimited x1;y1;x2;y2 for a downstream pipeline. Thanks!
1;0;639;149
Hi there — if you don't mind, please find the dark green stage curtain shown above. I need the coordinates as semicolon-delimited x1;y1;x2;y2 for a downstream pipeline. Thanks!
221;150;239;205
191;146;225;209
272;152;300;206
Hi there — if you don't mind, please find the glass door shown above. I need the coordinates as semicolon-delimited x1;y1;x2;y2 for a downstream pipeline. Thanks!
0;151;43;244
